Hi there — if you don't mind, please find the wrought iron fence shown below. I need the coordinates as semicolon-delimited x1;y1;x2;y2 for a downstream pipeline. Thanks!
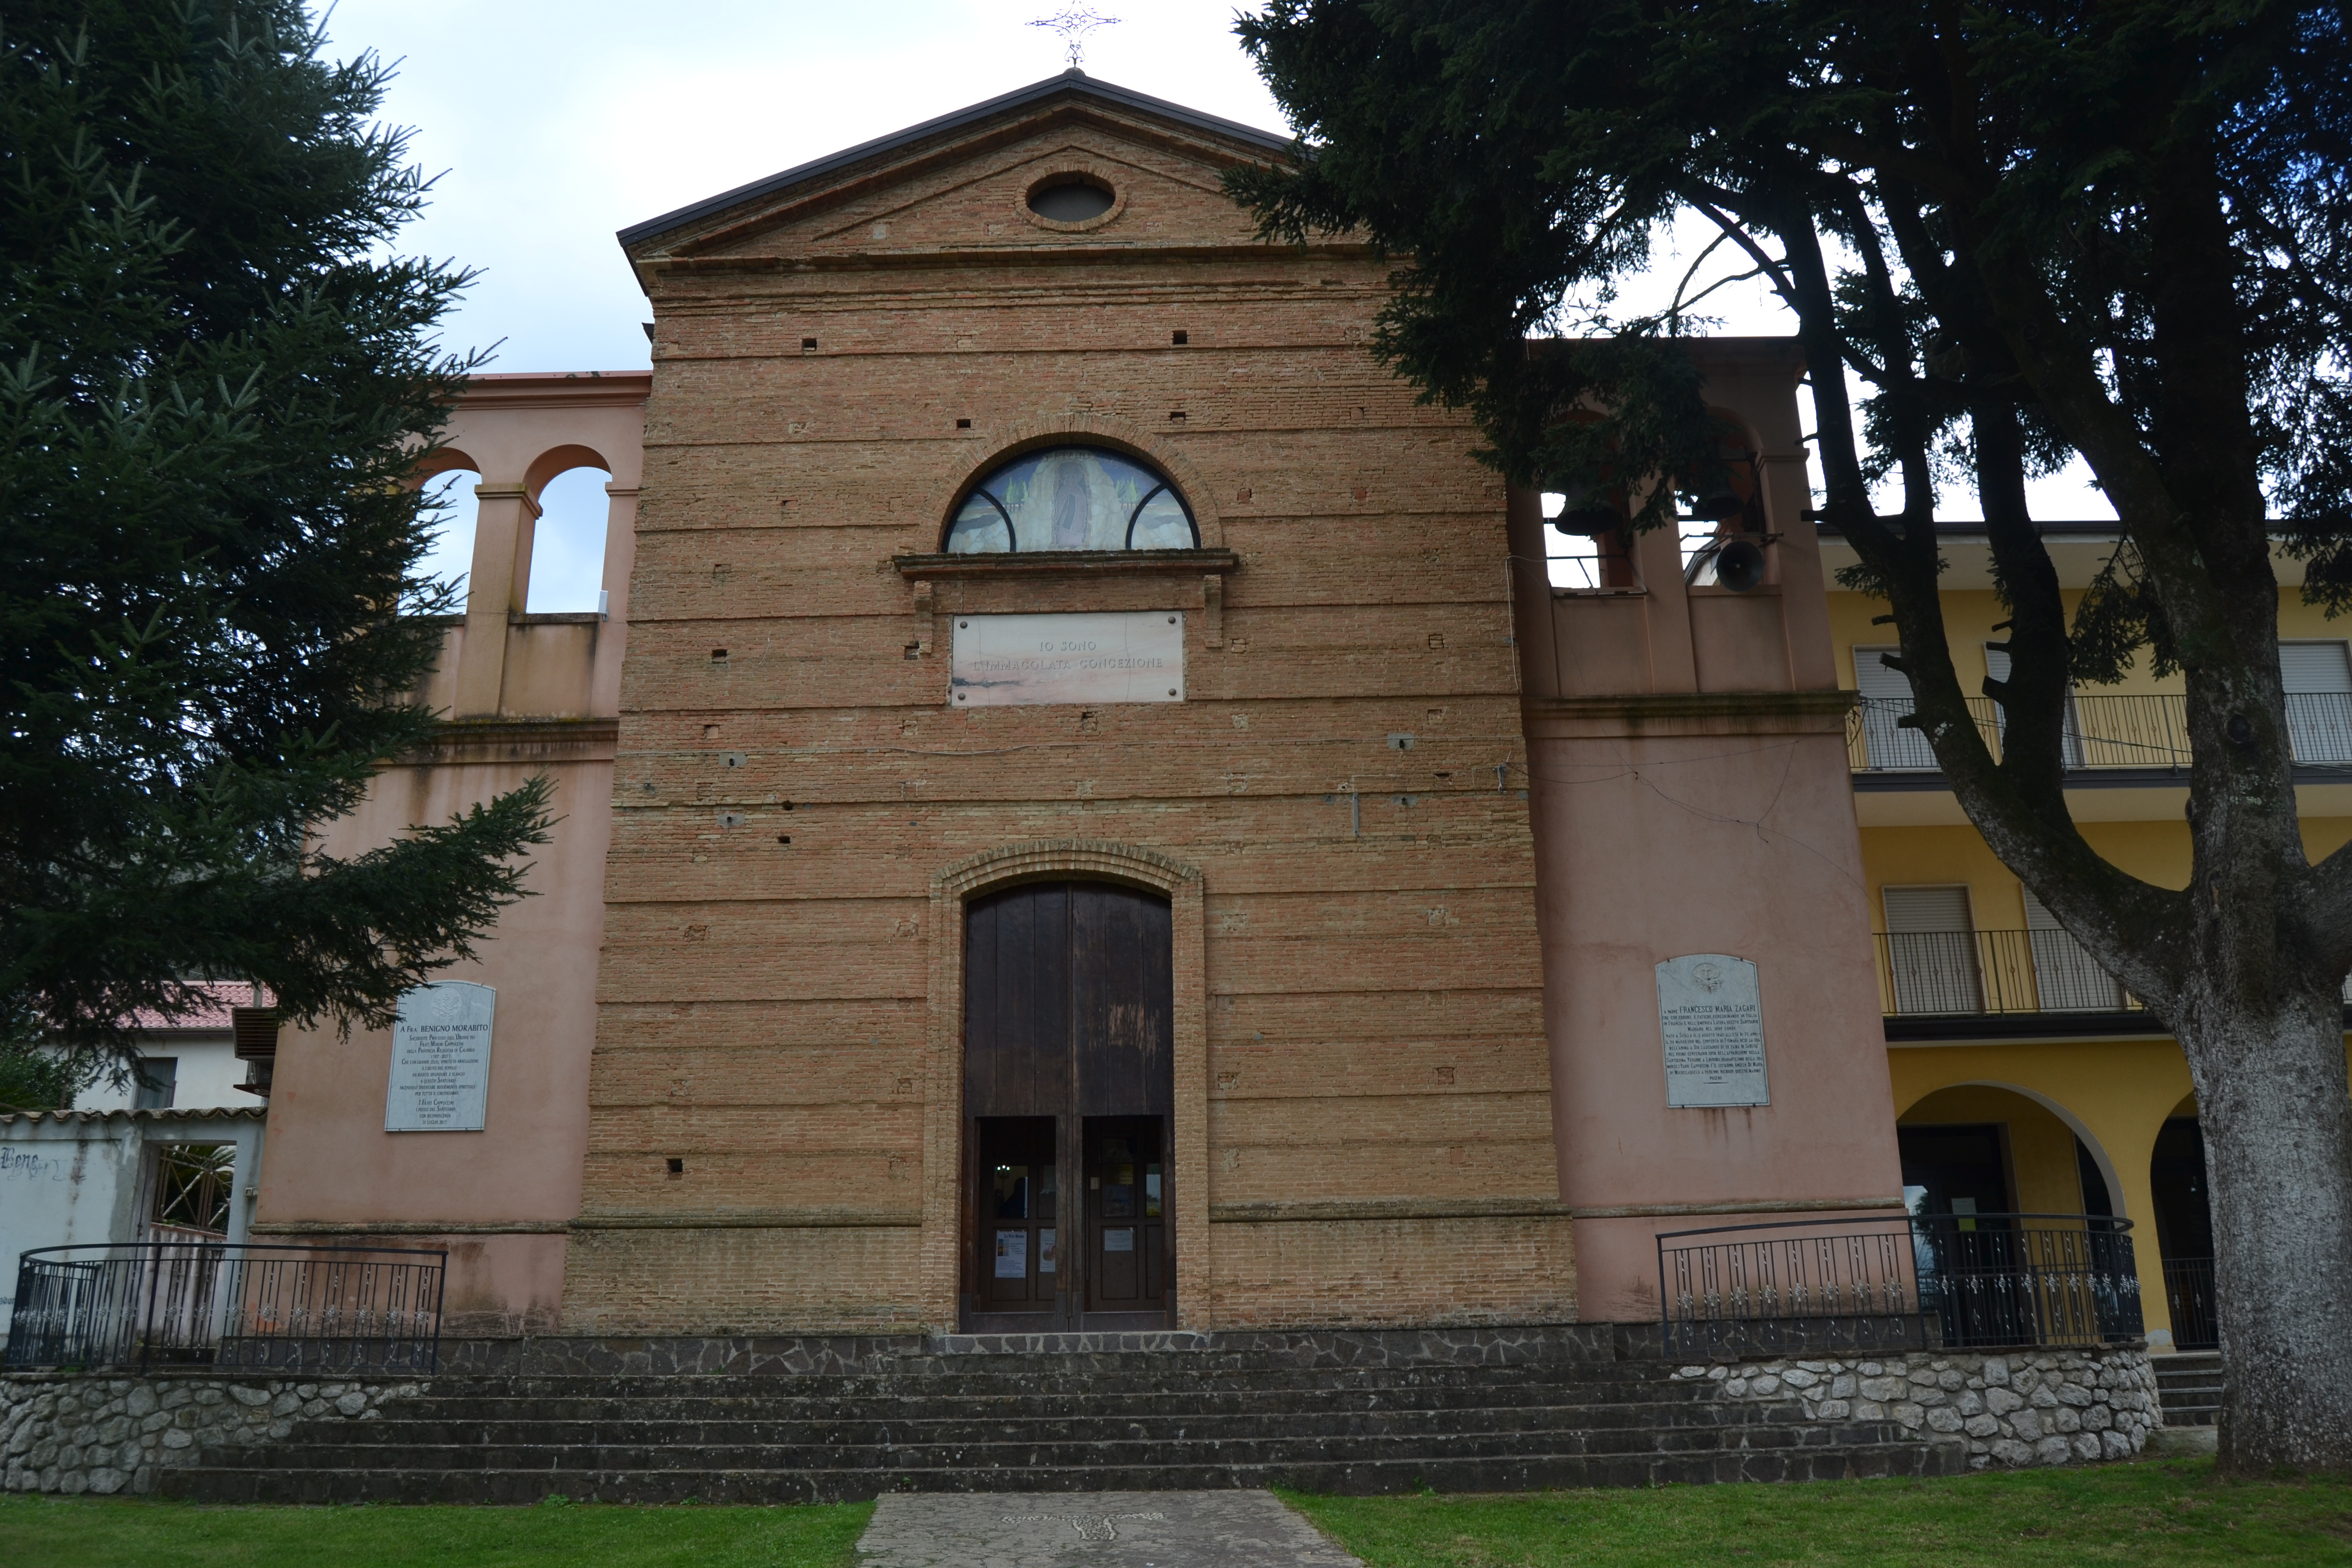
3;1243;445;1374
2162;1258;2220;1351
1658;1214;1926;1358
1659;1213;2142;1358
1849;691;2352;772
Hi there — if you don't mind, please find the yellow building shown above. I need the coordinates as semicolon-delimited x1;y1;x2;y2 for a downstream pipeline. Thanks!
1821;518;2352;1354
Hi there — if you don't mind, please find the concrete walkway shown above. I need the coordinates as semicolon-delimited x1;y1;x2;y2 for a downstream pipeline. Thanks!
854;1489;1365;1567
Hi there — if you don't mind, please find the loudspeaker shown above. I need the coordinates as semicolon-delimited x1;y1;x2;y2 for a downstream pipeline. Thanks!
1714;538;1768;592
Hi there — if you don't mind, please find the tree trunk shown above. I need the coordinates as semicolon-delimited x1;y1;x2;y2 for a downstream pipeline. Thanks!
2174;982;2352;1471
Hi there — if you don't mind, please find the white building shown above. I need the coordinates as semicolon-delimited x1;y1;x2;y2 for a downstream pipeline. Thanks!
73;983;265;1115
0;1106;266;1343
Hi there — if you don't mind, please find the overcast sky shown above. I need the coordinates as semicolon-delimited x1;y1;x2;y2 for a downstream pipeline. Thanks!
326;0;1314;373
324;1;2109;607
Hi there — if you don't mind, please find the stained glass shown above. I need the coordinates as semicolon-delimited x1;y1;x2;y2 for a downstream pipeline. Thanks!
944;446;1198;554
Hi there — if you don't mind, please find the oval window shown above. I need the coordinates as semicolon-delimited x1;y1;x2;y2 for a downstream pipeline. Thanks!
945;447;1198;555
1027;181;1115;223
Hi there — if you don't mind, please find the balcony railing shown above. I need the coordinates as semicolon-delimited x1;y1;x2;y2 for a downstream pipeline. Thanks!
1847;690;2352;772
4;1242;446;1374
1659;1213;2142;1358
1876;928;2352;1018
1875;927;2143;1017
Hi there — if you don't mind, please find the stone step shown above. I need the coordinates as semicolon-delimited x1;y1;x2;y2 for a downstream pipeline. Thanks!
273;1399;1809;1449
368;1379;1725;1424
861;1354;1637;1373
139;1331;1966;1505
429;1327;1655;1380
216;1407;1918;1472
207;1418;1924;1478
2153;1355;2223;1387
403;1362;1682;1400
162;1439;1967;1506
2155;1352;2223;1426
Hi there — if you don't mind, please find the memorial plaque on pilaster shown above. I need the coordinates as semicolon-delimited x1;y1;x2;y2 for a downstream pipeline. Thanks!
386;981;496;1132
1655;954;1769;1108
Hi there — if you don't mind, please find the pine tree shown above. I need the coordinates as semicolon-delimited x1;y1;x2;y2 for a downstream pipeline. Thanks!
0;1;551;1070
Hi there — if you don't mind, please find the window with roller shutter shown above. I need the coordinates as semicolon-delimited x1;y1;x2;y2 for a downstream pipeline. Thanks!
1854;648;1938;770
2022;888;2124;1011
1883;885;1982;1013
1983;645;2084;768
2279;642;2352;763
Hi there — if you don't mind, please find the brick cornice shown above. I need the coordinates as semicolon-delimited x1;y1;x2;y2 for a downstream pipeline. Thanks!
253;1219;570;1236
570;1210;922;1230
893;548;1238;579
645;242;1383;277
456;371;650;411
1522;689;1856;739
396;717;620;767
1211;1197;1571;1225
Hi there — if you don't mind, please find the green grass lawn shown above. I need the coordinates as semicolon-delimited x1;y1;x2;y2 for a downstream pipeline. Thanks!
0;1494;874;1568
1283;1459;2352;1566
3;1461;2345;1567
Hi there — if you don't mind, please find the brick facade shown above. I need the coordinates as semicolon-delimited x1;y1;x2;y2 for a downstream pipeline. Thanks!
564;78;1567;1333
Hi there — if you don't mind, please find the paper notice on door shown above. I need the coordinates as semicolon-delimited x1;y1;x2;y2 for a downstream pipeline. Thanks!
1038;1229;1056;1272
994;1229;1027;1278
1102;1228;1136;1253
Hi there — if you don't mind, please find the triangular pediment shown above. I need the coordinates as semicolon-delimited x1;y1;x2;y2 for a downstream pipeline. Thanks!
619;72;1300;265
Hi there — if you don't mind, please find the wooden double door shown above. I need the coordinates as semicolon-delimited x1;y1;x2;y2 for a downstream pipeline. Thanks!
963;881;1174;1331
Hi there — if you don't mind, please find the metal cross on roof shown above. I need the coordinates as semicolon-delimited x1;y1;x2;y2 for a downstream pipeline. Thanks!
1028;4;1119;71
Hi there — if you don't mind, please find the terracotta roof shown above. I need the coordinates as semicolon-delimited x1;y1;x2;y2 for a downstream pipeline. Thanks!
0;1106;265;1125
126;982;268;1034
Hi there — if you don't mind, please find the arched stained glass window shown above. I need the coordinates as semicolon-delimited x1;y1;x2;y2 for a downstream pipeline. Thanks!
944;446;1198;554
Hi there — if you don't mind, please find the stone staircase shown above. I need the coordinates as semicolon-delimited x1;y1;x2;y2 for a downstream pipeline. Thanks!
2154;1352;2223;1427
158;1328;1967;1504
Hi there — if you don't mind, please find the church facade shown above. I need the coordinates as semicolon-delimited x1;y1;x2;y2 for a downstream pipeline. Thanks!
253;74;1903;1338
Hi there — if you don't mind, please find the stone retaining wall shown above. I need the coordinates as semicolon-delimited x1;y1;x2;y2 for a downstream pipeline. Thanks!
1672;1348;2160;1468
2;1374;419;1496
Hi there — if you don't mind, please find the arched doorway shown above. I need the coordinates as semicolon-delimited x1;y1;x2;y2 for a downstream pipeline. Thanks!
962;880;1174;1331
1895;1084;2135;1347
1896;1084;2117;1219
2150;1096;2217;1349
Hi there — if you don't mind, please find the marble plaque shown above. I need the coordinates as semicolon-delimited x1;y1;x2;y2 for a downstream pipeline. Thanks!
950;612;1183;707
1656;954;1769;1108
385;981;495;1132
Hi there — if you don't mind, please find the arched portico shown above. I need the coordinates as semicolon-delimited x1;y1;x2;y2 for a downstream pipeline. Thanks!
1889;1042;2196;1350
